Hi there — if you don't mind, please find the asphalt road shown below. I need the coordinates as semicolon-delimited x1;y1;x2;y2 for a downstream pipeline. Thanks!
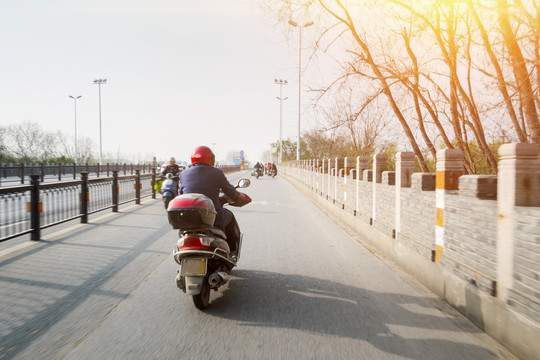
0;171;515;359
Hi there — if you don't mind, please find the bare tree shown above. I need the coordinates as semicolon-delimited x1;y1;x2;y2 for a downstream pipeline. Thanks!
262;0;538;173
5;122;53;162
497;0;540;143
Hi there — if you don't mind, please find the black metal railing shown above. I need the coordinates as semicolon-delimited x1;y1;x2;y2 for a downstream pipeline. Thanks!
0;169;157;242
0;162;154;186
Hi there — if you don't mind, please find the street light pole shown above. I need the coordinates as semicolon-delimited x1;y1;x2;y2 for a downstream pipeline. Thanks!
289;20;313;161
274;79;288;163
93;79;107;165
69;95;82;165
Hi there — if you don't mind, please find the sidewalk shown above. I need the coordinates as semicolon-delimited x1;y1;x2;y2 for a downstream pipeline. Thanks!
0;198;174;360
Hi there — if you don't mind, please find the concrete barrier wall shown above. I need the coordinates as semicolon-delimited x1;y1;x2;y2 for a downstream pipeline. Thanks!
443;192;498;295
511;206;540;322
399;177;436;258
284;145;540;360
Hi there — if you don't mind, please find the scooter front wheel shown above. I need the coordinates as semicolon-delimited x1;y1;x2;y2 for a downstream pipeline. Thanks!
192;279;210;309
164;196;173;209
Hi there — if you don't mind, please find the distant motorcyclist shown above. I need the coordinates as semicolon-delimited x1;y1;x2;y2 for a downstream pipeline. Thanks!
254;161;264;176
161;157;181;179
271;162;278;176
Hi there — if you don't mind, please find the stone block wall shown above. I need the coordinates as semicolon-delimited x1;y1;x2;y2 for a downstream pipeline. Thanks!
399;181;436;259
510;206;540;321
334;176;345;207
344;175;357;215
374;180;395;238
357;176;372;224
443;193;498;295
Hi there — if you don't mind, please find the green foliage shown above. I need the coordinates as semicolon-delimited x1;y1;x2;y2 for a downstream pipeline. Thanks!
270;138;309;161
383;144;397;171
47;156;75;165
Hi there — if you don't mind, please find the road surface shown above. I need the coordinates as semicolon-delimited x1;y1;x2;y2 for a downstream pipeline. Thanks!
0;171;515;359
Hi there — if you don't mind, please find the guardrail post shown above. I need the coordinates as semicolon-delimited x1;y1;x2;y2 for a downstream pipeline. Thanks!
321;159;325;197
96;163;100;178
435;149;463;263
30;175;41;240
151;168;157;199
497;143;540;302
107;163;110;177
327;159;331;200
40;163;45;182
73;163;76;179
334;158;338;204
372;153;388;224
135;170;141;205
20;163;25;184
81;171;89;223
112;170;119;212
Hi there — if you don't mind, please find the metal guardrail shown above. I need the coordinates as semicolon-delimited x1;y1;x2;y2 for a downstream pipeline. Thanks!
0;170;157;242
0;163;154;186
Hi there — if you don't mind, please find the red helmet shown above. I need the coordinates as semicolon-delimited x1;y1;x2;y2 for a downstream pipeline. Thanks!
191;146;215;166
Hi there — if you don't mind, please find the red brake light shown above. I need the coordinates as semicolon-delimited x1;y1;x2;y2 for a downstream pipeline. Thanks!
178;237;211;251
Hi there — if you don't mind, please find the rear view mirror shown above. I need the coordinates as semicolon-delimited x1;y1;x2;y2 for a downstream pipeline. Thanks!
237;179;251;188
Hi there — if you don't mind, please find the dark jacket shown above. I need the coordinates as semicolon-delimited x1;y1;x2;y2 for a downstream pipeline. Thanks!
179;163;238;229
161;164;180;177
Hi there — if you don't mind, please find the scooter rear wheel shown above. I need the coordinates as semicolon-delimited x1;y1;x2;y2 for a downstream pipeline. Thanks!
192;279;210;309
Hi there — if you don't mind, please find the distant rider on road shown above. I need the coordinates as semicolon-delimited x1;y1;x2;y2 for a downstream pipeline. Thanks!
161;157;181;179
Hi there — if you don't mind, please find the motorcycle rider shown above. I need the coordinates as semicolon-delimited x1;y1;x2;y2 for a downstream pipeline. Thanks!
254;161;263;176
160;157;181;179
271;161;278;176
178;146;241;253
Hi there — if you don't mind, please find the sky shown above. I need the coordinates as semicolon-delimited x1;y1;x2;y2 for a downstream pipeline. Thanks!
0;0;311;164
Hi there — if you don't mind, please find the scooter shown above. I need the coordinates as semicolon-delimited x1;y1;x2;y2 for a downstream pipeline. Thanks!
167;179;252;309
161;173;179;209
254;168;263;179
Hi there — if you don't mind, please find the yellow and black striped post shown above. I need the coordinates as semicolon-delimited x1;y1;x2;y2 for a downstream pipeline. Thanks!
435;149;463;263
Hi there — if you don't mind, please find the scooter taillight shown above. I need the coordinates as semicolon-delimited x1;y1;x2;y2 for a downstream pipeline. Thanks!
177;237;212;251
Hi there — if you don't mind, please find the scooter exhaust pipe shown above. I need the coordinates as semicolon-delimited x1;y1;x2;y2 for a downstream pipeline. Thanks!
208;271;230;288
217;272;229;284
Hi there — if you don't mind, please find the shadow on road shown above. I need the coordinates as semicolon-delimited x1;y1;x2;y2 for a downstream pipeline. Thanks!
206;269;497;360
0;202;171;360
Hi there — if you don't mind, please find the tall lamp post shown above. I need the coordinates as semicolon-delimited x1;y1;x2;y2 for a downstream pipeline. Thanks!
93;79;107;165
69;95;82;165
274;79;288;163
288;19;314;161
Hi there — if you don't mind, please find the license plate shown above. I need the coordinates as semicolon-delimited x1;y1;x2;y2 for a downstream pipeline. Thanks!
181;258;207;276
